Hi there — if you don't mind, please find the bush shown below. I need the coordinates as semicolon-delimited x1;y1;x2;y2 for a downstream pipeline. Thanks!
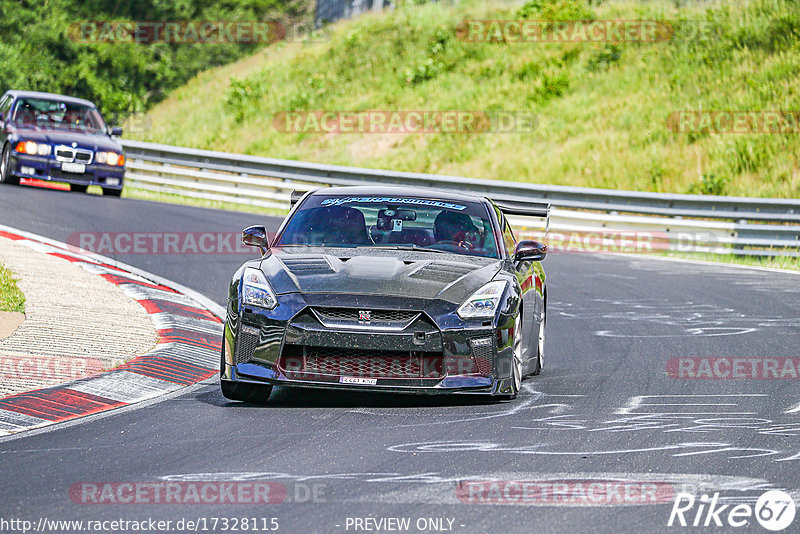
0;0;313;118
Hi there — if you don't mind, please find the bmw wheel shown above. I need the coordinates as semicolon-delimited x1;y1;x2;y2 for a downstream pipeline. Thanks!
0;144;19;185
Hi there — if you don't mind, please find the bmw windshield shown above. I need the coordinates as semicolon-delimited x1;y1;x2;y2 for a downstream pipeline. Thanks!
12;97;108;134
276;195;500;258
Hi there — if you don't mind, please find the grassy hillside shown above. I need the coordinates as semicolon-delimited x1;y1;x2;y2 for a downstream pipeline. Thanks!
132;0;800;198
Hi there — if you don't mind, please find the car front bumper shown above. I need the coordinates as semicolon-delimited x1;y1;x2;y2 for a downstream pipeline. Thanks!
10;153;125;189
221;293;517;397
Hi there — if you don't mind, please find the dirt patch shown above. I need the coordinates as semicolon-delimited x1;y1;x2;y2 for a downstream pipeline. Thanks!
0;311;24;340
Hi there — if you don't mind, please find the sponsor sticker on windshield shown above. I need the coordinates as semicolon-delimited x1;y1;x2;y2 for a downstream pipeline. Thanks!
320;197;467;211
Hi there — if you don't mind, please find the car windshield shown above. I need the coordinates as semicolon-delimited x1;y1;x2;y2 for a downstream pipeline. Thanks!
276;195;500;258
12;97;107;134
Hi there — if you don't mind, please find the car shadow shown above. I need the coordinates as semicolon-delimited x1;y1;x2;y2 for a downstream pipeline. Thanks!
195;382;509;409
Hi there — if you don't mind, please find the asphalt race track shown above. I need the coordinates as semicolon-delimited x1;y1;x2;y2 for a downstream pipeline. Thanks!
1;185;799;533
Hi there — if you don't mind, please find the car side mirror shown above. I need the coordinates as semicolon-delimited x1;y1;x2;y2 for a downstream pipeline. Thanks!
242;225;269;255
514;240;547;262
110;126;123;136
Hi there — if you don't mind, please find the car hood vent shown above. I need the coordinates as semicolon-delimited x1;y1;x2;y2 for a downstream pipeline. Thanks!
280;256;334;273
410;261;477;284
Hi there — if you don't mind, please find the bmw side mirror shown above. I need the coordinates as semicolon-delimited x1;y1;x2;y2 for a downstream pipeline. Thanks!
243;225;269;255
110;126;123;136
514;240;547;262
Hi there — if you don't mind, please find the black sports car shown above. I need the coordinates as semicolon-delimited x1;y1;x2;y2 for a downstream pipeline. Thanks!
0;90;125;196
221;186;548;401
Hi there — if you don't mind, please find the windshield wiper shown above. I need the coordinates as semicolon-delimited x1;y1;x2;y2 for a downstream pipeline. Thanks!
357;245;449;254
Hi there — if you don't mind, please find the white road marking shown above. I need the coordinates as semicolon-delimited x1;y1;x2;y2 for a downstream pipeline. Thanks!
596;327;757;337
616;394;767;415
386;440;791;461
786;402;800;414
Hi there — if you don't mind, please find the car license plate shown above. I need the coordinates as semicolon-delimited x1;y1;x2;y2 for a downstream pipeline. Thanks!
339;376;377;385
62;162;85;174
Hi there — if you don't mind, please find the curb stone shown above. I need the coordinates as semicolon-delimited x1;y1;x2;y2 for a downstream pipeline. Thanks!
0;227;223;436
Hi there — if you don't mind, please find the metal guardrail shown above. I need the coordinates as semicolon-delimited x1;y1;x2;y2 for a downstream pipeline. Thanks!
120;139;800;257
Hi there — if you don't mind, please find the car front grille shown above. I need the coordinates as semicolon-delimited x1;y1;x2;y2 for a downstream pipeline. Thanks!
311;307;420;330
278;346;444;380
54;145;94;164
469;337;494;375
235;326;260;364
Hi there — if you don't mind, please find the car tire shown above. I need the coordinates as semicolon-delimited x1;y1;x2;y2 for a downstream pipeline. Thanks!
505;312;523;399
71;184;88;193
529;305;545;376
103;187;122;197
221;380;273;404
0;144;20;185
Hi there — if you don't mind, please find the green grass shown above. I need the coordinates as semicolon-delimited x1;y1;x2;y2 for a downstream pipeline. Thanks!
0;265;25;313
130;0;800;199
658;251;800;272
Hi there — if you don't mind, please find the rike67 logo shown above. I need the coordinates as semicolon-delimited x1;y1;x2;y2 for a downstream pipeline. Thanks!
668;490;796;531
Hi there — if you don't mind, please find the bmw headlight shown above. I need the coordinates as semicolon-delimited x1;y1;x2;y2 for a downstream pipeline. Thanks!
457;281;507;319
241;267;277;310
96;151;125;166
15;141;51;156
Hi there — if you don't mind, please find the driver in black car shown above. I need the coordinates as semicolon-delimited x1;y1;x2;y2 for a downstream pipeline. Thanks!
433;210;480;251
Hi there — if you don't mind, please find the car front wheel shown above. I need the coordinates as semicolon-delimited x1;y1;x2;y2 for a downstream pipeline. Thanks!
0;145;20;185
506;312;523;399
529;306;545;376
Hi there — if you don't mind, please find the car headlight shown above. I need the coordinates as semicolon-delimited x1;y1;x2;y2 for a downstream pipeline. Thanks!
457;281;507;319
96;151;125;166
241;267;277;310
15;141;50;156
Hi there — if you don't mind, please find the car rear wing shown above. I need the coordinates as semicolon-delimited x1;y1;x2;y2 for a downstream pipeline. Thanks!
494;200;551;234
290;189;317;207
